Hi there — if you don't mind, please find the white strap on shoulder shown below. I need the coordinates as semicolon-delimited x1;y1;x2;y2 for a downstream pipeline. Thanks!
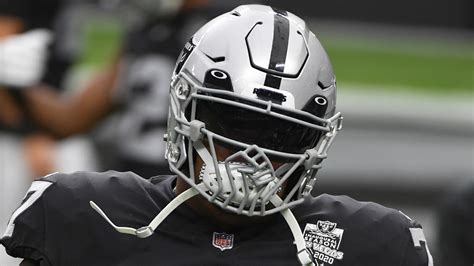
91;184;314;265
409;228;434;266
270;195;315;266
90;186;199;238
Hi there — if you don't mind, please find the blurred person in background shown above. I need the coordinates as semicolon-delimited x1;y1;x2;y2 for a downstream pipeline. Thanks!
1;5;433;265
17;0;211;178
437;180;473;266
0;0;82;265
0;0;81;179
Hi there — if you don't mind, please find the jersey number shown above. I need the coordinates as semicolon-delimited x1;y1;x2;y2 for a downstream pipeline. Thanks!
2;180;53;238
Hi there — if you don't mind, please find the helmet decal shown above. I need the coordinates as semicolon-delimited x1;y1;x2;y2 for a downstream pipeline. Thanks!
174;37;196;75
253;88;287;104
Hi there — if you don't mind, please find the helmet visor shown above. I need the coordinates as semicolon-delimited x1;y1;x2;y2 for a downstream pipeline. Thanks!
195;98;324;155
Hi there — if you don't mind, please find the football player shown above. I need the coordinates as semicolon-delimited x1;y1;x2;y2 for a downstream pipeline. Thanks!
0;0;62;179
1;5;433;266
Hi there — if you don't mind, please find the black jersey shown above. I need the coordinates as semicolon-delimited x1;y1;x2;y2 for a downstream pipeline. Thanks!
1;171;432;266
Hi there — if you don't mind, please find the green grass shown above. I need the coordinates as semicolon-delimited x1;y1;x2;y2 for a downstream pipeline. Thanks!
321;38;473;95
76;19;124;69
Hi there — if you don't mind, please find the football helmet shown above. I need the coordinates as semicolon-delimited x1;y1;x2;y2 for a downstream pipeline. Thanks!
166;4;343;216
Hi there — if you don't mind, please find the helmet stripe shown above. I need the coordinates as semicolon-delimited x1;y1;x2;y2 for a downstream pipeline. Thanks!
264;7;290;89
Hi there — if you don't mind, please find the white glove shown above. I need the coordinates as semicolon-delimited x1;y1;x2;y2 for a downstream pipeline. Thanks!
0;29;53;88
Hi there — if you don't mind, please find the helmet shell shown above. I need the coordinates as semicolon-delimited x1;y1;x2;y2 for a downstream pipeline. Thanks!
175;4;337;118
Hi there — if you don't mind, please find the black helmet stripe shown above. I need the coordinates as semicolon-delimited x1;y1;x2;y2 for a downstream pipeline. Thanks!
268;7;289;72
264;7;290;89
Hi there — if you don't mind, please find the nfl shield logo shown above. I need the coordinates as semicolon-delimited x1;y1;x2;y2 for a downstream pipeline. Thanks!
212;232;234;251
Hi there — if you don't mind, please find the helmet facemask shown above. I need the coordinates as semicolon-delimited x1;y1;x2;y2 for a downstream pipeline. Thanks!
166;71;343;216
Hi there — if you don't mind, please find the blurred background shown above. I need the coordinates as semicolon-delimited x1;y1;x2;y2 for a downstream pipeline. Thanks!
1;0;472;265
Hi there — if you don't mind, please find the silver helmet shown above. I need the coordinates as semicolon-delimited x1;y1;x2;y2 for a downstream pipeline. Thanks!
166;4;343;216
